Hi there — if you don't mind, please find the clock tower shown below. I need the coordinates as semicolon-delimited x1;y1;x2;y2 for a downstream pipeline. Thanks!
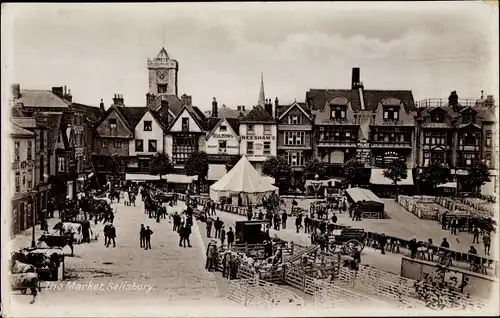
147;47;178;96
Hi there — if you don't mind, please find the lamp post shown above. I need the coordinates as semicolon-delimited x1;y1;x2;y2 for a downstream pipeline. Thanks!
31;190;37;248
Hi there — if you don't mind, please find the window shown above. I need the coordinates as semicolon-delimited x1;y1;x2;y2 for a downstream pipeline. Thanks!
330;106;346;119
40;131;44;151
463;113;474;124
383;107;399;120
27;141;32;160
219;140;227;153
220;125;227;132
135;139;144;152
15;172;20;193
27;170;32;190
247;125;254;135
287;152;304;166
172;134;198;165
460;132;478;146
423;151;448;167
114;140;122;148
263;141;271;155
157;84;167;94
424;132;447;145
14;141;20;161
264;125;271;135
22;172;26;192
247;141;254;155
285;131;305;145
144;121;152;131
58;157;66;173
109;118;117;129
138;159;149;169
461;153;476;166
486;132;492;147
101;140;108;148
148;140;157;152
485;154;492;168
40;155;44;180
288;115;302;125
432;113;444;123
182;118;189;132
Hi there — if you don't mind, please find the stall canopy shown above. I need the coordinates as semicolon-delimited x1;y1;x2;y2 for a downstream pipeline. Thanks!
345;187;384;214
125;173;197;183
437;182;457;188
210;156;277;204
369;169;414;186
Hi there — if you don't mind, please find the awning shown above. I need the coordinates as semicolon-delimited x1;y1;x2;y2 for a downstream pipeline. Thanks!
125;173;160;181
369;169;414;186
304;178;343;188
162;174;198;184
207;164;227;181
437;182;457;188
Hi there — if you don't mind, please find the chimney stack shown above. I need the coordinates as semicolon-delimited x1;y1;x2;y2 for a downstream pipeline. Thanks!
264;99;273;118
52;87;64;98
351;67;362;90
65;88;72;102
99;99;105;112
160;95;170;122
448;90;459;107
212;97;218;118
181;94;192;106
12;83;20;99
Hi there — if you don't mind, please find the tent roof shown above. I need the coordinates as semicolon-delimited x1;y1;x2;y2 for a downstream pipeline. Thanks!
346;187;383;204
210;156;277;193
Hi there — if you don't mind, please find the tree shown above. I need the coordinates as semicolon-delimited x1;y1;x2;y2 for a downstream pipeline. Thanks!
225;155;242;172
419;162;451;194
304;159;327;180
262;155;291;188
149;151;173;180
185;151;209;194
463;161;490;197
343;159;368;187
262;192;280;214
383;158;408;197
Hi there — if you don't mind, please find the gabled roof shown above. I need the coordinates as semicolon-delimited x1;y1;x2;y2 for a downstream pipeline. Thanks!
240;105;275;123
189;105;207;126
204;117;221;133
15;89;70;108
117;107;148;129
205;117;240;140
167;105;205;132
149;110;170;131
456;122;482;130
11;123;35;137
278;101;311;121
70;103;103;121
306;89;415;112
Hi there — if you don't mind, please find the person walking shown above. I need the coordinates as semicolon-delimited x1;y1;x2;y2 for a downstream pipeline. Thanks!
295;214;303;233
103;222;111;247
206;218;213;238
472;226;480;244
183;224;192;248
281;211;288;229
173;212;181;231
450;218;458;235
220;226;226;246
144;226;153;250
274;213;281;231
227;227;235;248
106;223;116;248
178;222;186;247
140;224;146;248
214;217;223;239
211;200;216;215
303;215;310;234
483;232;491;255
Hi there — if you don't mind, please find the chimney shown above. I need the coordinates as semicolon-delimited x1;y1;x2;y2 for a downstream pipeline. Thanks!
52;87;64;98
160;95;170;123
181;94;192;106
65;88;72;102
352;67;362;90
99;99;105;112
112;94;122;106
275;97;279;118
212;97;218;118
264;99;273;118
12;83;20;99
64;86;67;96
448;90;459;107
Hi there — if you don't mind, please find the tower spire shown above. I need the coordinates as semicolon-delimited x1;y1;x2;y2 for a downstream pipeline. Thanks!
258;72;265;106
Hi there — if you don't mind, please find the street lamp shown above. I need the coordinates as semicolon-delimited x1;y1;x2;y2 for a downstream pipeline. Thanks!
31;191;36;248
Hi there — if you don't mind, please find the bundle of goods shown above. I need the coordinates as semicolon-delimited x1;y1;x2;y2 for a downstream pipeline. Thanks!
460;198;495;216
397;196;439;220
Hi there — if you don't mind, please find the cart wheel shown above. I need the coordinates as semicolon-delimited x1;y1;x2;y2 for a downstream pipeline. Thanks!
342;239;363;256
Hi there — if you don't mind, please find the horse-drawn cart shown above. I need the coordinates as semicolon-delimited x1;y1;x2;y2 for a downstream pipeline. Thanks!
328;228;366;255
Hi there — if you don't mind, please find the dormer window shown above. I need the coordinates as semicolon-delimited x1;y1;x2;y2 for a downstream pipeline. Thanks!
220;125;227;132
463;113;474;124
330;106;346;119
432;113;444;123
181;118;189;132
109;118;117;129
383;107;399;120
144;121;152;131
288;115;302;125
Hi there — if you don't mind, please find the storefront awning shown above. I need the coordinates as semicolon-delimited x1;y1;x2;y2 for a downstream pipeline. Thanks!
162;174;198;184
207;164;227;181
437;182;457;188
304;178;343;188
125;173;160;181
369;169;414;186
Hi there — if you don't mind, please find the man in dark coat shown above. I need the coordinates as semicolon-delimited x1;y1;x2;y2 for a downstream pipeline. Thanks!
378;234;387;255
144;226;153;250
220;226;226;246
81;220;91;243
173;212;181;231
227;227;235;248
106;223;116;248
214;217;223;239
303;215;310;234
295;214;303;233
206;218;213;238
178;223;185;247
331;213;338;224
103;223;111;246
281;211;288;229
140;224;146;248
183;224;192;248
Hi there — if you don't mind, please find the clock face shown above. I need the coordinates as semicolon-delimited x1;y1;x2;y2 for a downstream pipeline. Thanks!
157;69;167;81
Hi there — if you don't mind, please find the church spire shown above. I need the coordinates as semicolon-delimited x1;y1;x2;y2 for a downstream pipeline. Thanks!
258;72;265;106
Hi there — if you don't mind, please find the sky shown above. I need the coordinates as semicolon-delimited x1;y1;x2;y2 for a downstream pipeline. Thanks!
2;2;499;111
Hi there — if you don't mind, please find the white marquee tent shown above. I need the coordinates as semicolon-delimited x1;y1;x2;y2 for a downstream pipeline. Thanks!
210;156;278;206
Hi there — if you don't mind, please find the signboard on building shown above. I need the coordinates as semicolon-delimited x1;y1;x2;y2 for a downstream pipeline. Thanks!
241;135;276;141
206;154;238;163
213;133;234;139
